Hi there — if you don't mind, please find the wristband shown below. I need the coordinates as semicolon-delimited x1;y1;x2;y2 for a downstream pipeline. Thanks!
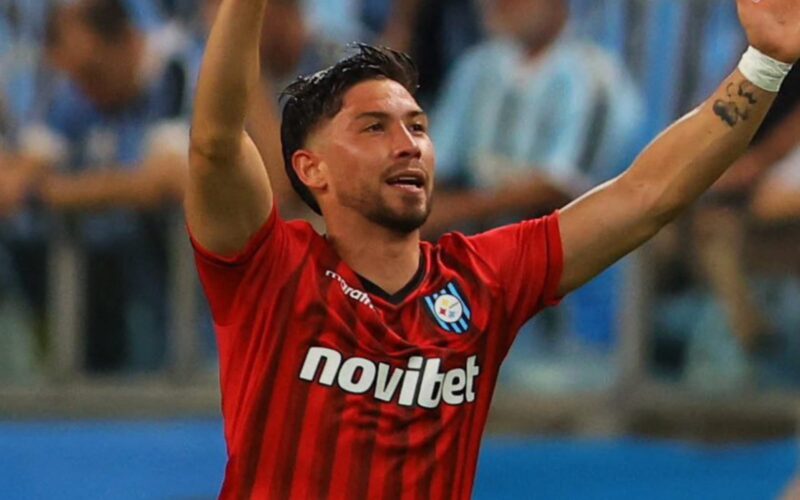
738;46;793;93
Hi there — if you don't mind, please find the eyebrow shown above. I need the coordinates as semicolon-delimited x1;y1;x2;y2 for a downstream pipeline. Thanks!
353;110;428;121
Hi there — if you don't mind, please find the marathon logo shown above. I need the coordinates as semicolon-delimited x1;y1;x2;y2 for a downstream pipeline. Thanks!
299;347;480;408
325;270;374;309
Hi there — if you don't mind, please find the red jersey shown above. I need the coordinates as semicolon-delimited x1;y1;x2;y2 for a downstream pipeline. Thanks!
191;209;563;499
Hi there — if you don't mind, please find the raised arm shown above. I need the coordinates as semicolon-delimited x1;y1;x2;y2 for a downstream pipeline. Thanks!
556;0;800;295
186;0;273;255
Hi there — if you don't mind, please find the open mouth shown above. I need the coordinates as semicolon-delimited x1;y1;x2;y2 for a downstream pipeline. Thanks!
386;172;426;193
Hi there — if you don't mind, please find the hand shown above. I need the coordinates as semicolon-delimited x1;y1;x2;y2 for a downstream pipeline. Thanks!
738;0;800;63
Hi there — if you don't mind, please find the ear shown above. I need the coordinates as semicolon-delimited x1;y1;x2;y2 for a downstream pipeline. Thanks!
292;149;327;192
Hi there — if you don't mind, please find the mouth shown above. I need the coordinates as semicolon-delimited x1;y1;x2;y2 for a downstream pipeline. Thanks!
385;170;427;194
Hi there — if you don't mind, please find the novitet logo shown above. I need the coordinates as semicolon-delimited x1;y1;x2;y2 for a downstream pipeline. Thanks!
299;347;480;409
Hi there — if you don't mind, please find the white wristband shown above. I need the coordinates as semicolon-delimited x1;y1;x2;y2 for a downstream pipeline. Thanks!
738;46;793;93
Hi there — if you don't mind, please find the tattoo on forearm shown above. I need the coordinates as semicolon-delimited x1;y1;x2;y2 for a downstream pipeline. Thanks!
713;81;759;128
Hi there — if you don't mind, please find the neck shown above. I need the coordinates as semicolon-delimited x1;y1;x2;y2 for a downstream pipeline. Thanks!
325;213;421;295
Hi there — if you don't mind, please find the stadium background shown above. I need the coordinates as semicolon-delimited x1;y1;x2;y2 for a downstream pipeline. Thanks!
1;0;799;498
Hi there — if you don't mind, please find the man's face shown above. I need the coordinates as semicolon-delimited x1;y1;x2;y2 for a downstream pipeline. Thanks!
310;79;436;234
48;16;139;110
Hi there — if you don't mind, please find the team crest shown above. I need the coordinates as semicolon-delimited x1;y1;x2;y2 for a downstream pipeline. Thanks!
423;282;472;334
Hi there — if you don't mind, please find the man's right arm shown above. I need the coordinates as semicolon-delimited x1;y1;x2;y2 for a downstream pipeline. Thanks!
186;0;273;256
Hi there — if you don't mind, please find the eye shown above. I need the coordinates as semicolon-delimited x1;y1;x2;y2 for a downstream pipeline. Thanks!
363;123;384;133
409;122;428;134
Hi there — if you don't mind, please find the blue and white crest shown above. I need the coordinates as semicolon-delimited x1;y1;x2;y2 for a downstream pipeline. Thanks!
424;282;472;334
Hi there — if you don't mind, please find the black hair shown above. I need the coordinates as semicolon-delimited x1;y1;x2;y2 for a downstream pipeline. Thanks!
280;44;419;215
46;0;132;48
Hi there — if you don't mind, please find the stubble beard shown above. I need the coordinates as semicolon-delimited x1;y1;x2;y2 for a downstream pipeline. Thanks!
339;187;432;235
367;200;431;234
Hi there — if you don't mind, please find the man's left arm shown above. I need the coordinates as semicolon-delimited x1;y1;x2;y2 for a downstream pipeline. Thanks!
557;0;800;296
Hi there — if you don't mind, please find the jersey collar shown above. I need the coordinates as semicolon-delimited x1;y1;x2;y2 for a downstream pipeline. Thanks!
356;252;427;306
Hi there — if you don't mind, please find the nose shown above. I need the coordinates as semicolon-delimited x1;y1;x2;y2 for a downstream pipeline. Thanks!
391;123;422;160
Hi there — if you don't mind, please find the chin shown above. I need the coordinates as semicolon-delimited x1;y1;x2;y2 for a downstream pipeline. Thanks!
369;206;430;234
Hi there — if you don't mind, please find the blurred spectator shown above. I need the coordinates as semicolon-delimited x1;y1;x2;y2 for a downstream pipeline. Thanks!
745;68;800;223
569;0;743;142
0;1;51;382
297;0;480;100
0;1;49;139
121;0;164;29
379;0;483;106
155;0;196;22
301;0;367;45
199;0;329;223
0;0;193;373
253;0;333;225
667;67;800;392
751;150;800;223
232;0;340;89
426;0;643;392
0;99;38;383
0;240;38;383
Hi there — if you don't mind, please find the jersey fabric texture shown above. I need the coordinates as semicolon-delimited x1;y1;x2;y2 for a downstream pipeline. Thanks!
191;209;563;499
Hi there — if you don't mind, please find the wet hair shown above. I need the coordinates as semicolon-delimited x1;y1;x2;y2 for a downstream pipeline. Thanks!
46;0;132;49
280;44;419;215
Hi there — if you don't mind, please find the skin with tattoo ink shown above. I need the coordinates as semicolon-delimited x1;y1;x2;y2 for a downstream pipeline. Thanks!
713;80;760;127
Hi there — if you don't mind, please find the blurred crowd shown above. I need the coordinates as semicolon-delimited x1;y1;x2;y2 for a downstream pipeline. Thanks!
1;0;800;397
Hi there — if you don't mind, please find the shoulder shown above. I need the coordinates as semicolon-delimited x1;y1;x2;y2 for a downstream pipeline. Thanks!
250;214;323;264
192;210;321;270
430;229;502;277
435;215;561;258
547;39;641;106
282;217;323;247
572;43;643;115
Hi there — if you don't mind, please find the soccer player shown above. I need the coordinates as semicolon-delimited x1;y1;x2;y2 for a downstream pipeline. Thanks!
187;0;800;498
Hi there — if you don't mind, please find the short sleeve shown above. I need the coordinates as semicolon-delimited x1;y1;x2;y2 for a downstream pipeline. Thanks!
467;212;564;330
189;208;304;326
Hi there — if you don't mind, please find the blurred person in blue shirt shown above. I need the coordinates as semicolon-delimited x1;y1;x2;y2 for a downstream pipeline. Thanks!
378;0;483;107
426;0;643;393
304;0;482;107
0;0;193;373
301;0;368;45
